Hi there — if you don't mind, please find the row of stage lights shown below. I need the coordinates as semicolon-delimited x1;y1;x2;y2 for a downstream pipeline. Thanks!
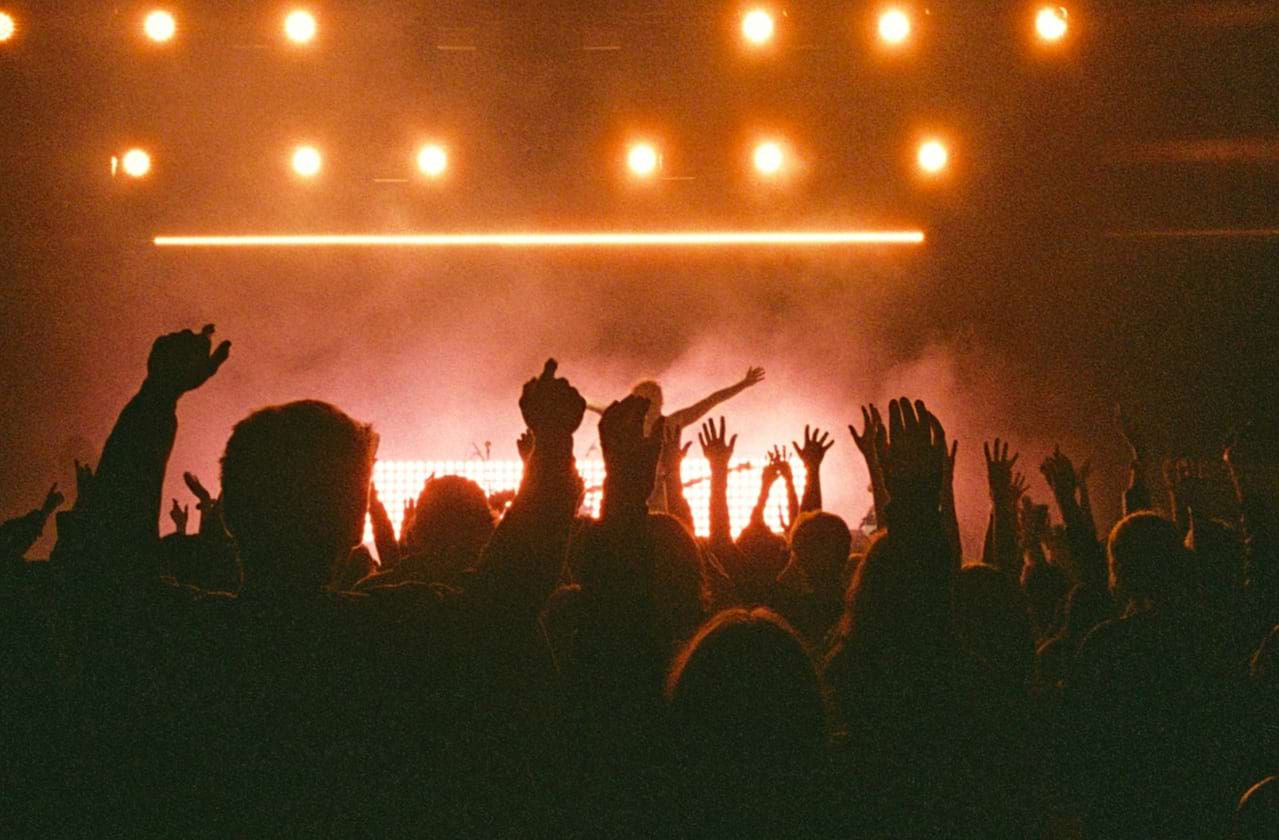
0;6;1071;49
109;137;952;182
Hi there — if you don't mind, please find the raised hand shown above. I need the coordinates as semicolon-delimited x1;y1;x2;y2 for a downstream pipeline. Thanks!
519;359;586;440
599;394;663;516
849;405;885;465
516;429;534;464
793;425;834;470
880;397;948;520
661;422;693;479
170;498;190;534
742;366;766;387
765;445;793;483
1040;446;1079;503
983;439;1020;501
145;324;232;400
183;471;214;510
698;417;737;471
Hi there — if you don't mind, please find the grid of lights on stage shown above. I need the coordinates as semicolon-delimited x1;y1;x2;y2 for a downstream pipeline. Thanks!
365;458;807;543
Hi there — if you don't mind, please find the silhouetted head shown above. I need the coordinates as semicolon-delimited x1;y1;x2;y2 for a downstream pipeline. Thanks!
667;607;826;762
647;513;707;647
734;521;789;602
1020;561;1071;639
629;379;663;429
1107;512;1192;608
1060;582;1113;643
404;475;496;568
221;400;376;592
839;529;952;656
1186;515;1244;601
1233;776;1279;840
953;563;1034;684
789;511;852;595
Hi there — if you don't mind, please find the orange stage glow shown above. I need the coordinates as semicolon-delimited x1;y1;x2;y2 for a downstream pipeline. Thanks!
753;141;785;175
153;231;926;248
741;9;775;45
1035;6;1068;42
917;140;948;173
0;12;15;43
878;8;911;45
627;143;660;177
121;149;152;178
284;9;317;44
416;145;448;178
291;145;322;177
144;10;176;43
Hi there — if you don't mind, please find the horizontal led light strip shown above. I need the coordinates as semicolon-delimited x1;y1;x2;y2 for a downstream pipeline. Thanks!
154;230;925;248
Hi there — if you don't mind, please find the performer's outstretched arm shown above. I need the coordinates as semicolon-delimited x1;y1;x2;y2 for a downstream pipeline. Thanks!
665;366;764;430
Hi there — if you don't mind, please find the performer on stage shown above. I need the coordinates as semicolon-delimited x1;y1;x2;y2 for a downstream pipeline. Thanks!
588;366;766;510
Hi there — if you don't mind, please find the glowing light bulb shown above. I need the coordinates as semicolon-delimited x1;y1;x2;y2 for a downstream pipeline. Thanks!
416;144;448;178
741;9;775;45
878;8;911;45
627;143;660;177
284;9;317;44
0;12;16;43
753;141;784;176
121;149;152;178
1035;6;1068;42
291;145;322;177
144;10;176;43
917;140;948;174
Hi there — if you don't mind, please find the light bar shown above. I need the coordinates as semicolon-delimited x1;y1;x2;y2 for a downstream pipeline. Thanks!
368;458;806;540
154;230;925;248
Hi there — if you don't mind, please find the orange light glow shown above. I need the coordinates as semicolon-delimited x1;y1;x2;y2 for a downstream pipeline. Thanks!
917;140;948;174
1035;6;1068;42
878;8;911;45
291;146;322;177
121;149;152;178
153;231;927;248
741;9;775;45
0;12;16;43
627;143;660;177
416;145;448;178
144;10;176;43
753;141;785;175
284;9;317;44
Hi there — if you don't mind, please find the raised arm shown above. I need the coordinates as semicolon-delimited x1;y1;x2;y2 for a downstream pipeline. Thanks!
661;424;696;534
981;439;1022;576
81;326;230;589
665;366;764;430
794;425;834;514
470;360;585;620
698;417;737;551
750;447;786;527
1116;404;1153;515
850;405;889;533
0;485;64;563
1041;446;1106;589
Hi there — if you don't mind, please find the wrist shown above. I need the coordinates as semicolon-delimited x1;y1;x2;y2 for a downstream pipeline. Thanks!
139;377;184;407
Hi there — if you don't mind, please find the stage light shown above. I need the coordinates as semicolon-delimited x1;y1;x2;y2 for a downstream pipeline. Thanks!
917;139;948;174
741;9;775;45
1035;6;1068;42
753;141;784;176
878;8;911;45
366;459;807;540
291;145;322;177
627;143;660;178
284;9;317;44
154;230;927;248
120;149;152;178
416;144;448;178
0;12;15;43
144;10;176;43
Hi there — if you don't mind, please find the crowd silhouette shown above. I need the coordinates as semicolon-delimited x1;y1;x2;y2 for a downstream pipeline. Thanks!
2;324;1276;838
